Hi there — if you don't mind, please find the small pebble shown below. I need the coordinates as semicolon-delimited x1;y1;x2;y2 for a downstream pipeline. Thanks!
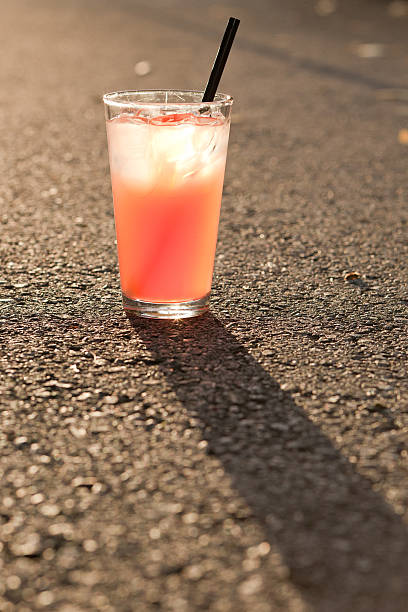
30;493;45;505
103;395;119;405
9;532;41;557
83;539;98;552
328;395;340;404
183;512;198;525
258;542;271;556
14;436;28;446
184;564;204;580
37;591;55;607
356;43;385;59
134;60;151;76
3;497;15;508
70;426;87;439
77;392;92;401
40;503;60;517
388;1;408;17
6;575;22;590
238;575;263;597
315;0;337;17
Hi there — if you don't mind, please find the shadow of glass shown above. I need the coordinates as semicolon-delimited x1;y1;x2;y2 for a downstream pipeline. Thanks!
127;311;408;612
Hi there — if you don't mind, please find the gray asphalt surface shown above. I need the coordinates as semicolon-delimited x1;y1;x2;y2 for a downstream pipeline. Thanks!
1;0;408;610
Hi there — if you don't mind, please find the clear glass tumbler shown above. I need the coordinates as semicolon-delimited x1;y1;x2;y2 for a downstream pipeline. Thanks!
103;90;232;319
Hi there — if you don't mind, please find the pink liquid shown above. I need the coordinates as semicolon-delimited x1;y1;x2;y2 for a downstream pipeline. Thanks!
107;113;229;303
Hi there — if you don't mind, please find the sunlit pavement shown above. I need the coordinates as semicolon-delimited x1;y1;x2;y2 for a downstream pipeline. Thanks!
1;1;408;610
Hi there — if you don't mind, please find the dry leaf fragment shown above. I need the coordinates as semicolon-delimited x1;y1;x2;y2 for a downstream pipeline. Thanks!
344;271;361;281
398;129;408;145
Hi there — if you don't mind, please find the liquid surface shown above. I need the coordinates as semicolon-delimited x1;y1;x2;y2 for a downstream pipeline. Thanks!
107;112;230;303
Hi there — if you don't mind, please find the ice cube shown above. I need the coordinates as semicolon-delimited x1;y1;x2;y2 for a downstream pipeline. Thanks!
151;121;227;180
150;123;197;164
107;119;153;188
193;124;217;159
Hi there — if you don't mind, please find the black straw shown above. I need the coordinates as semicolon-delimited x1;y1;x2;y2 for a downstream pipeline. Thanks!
202;17;240;103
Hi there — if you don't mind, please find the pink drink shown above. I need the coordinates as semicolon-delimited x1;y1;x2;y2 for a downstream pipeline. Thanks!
104;91;232;318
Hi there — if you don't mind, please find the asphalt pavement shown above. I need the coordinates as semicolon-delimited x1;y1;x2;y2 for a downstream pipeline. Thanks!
1;0;408;610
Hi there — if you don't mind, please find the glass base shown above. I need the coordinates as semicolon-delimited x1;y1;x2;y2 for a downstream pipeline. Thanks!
122;293;209;319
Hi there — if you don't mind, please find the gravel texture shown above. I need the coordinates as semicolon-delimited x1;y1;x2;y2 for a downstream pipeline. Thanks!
1;0;408;610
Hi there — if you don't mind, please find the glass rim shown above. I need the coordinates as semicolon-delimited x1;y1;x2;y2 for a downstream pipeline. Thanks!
103;89;233;109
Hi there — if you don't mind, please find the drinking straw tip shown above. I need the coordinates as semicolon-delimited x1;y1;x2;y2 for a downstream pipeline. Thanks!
202;17;240;103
